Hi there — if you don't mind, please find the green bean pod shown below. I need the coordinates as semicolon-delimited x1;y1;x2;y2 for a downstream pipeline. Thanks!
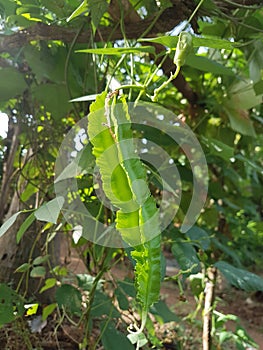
173;31;193;67
88;93;161;332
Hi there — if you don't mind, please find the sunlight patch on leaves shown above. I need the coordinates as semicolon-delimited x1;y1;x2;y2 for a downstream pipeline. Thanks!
76;46;155;55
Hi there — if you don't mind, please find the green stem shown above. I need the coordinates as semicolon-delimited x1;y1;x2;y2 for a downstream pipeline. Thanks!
139;9;164;39
93;201;104;244
91;306;114;350
16;229;42;297
105;54;127;91
128;53;135;101
64;22;85;120
144;50;171;88
82;253;110;345
184;0;205;30
116;84;145;91
128;308;148;335
151;64;181;102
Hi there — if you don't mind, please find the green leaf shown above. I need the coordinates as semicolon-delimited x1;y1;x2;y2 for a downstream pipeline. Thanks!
101;321;134;350
52;265;68;276
76;274;102;291
171;241;201;276
215;261;263;292
228;79;263;110
54;158;81;183
25;303;39;316
32;83;70;119
55;144;95;183
0;284;23;325
16;212;36;243
218;330;233;344
185;54;235;76
6;14;33;28
67;0;89;22
15;263;31;273
70;93;98;102
39;278;57;294
199;20;229;37
16;4;41;16
115;287;129;310
0;68;27;101
211;238;241;267
127;332;148;347
117;278;136;298
89;0;108;32
40;0;66;17
235;154;263;174
42;303;57;320
34;196;64;223
91;291;120;317
56;284;82;315
140;35;234;50
224;107;256;137
30;266;46;278
193;36;234;50
76;46;155;55
235;326;258;349
20;182;39;202
150;300;180;322
0;211;22;238
0;0;17;16
186;226;211;251
189;274;203;297
33;255;50;265
201;136;234;161
222;80;261;136
139;36;178;48
253;80;263;95
248;40;263;83
24;45;65;84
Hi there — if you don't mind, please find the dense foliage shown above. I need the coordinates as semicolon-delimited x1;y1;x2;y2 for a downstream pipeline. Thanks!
0;0;262;349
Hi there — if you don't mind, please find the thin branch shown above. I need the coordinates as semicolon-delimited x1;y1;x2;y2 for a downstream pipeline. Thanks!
0;5;184;54
152;43;198;106
0;0;261;55
203;267;217;350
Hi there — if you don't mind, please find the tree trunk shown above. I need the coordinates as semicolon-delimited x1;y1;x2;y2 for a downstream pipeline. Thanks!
0;119;64;303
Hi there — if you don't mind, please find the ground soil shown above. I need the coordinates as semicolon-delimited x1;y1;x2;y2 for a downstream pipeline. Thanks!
111;257;263;349
0;254;262;349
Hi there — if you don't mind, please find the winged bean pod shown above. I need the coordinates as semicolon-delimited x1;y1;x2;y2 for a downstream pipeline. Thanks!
88;93;161;333
173;31;193;67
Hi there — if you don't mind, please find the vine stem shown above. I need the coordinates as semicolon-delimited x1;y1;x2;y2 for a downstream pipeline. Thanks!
128;309;148;334
184;0;205;30
151;65;181;102
64;22;85;120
